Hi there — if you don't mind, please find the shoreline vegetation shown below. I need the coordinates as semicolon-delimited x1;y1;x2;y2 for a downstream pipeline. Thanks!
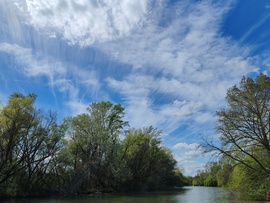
0;94;191;198
1;73;270;201
194;74;270;201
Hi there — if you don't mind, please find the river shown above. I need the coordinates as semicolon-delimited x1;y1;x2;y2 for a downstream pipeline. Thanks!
1;187;264;203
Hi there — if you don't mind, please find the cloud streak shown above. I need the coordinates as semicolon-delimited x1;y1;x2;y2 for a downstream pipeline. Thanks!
102;0;257;137
0;42;99;116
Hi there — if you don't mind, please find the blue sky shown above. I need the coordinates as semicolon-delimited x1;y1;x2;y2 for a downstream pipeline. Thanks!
0;0;270;176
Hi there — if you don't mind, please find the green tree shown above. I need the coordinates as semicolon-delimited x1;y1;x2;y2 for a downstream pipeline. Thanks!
228;159;270;200
192;162;221;187
120;127;178;190
0;95;188;196
64;101;128;194
192;170;207;186
216;163;233;187
203;74;270;199
173;169;190;187
204;162;221;186
0;93;65;196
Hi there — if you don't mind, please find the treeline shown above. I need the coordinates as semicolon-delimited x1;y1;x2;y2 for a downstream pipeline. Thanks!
198;74;270;201
192;162;220;187
0;93;189;198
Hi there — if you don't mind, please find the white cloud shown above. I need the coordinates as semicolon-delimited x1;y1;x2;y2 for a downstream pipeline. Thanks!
177;159;205;176
17;0;151;46
107;74;208;133
66;100;88;116
161;100;202;117
103;0;257;136
1;0;262;176
173;142;210;175
183;150;202;159
0;43;99;116
175;153;206;175
0;43;65;80
173;142;199;150
194;112;215;124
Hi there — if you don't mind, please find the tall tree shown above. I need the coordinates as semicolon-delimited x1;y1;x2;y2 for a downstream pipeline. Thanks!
203;74;270;199
64;101;128;193
0;93;65;196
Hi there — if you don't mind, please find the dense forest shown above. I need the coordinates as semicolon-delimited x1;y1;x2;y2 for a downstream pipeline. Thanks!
194;74;270;201
0;94;189;197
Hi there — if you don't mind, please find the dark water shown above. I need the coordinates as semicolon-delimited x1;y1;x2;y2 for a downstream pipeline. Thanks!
2;187;263;203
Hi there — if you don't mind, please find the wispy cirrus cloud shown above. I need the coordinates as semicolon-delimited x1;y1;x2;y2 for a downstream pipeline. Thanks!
5;1;258;126
0;43;65;78
0;42;99;116
103;0;257;137
239;13;270;44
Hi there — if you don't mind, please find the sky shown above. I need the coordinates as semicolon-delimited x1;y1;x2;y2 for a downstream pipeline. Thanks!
0;0;270;176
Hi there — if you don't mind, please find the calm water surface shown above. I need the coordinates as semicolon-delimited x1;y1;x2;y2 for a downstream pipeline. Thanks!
2;187;265;203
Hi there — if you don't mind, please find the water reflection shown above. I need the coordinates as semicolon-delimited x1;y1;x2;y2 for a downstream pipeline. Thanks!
175;187;237;203
2;187;263;203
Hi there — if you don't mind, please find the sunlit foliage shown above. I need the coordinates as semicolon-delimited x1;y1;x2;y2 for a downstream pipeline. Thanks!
203;74;270;200
0;95;188;197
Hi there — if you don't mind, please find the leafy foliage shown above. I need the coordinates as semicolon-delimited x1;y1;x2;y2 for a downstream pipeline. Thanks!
203;74;270;200
0;93;65;196
192;162;221;187
0;95;188;197
120;127;179;190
